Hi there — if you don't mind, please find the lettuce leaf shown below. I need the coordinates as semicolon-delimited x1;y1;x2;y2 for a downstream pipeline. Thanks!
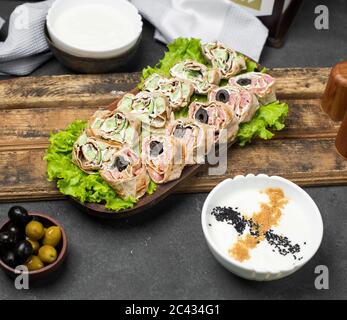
44;121;137;211
237;101;289;146
140;38;209;88
147;180;157;195
242;55;267;73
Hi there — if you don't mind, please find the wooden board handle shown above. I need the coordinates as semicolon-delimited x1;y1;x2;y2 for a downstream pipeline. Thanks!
322;61;347;121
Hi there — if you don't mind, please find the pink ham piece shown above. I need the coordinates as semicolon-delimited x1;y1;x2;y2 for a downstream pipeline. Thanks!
142;135;185;184
166;119;211;165
229;72;276;105
188;101;239;143
100;147;149;199
208;85;259;123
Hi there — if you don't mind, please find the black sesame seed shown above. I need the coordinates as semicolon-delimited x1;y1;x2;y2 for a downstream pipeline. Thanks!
211;205;303;261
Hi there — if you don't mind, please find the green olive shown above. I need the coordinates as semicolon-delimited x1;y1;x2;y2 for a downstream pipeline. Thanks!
38;245;57;264
25;255;44;271
25;221;45;240
27;239;40;254
42;226;62;247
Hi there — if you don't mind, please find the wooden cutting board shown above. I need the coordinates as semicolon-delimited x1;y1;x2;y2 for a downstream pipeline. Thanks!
0;67;345;202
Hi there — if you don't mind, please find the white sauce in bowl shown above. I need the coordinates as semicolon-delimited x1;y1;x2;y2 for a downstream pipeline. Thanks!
201;175;323;280
53;4;139;52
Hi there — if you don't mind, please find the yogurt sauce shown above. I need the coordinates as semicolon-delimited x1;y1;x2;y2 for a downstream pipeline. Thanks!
53;4;139;51
207;187;312;272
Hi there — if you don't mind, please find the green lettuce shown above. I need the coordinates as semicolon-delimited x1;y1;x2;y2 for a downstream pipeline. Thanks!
237;101;289;146
140;38;209;88
147;180;157;195
242;55;267;73
44;120;138;211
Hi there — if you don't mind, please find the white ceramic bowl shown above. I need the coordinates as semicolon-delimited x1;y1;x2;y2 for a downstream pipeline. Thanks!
201;174;323;281
47;0;143;59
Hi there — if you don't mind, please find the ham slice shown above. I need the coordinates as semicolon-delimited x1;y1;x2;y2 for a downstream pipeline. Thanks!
208;85;259;123
188;101;239;143
166;119;211;165
100;147;149;199
142;135;185;184
229;72;276;105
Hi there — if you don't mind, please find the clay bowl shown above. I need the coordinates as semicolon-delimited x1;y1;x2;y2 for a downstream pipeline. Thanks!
0;212;67;282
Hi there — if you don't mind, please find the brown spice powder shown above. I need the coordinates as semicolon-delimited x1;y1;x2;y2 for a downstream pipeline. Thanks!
229;188;288;262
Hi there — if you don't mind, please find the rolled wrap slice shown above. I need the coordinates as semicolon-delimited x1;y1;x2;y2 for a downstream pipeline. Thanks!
202;42;246;79
87;109;140;147
143;73;194;111
100;147;149;199
170;60;221;94
117;92;171;128
166;119;210;165
72;132;117;174
208;85;259;123
188;101;239;143
229;72;276;105
142;135;185;184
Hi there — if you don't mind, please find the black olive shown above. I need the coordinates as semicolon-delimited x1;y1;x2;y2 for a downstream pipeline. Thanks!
0;231;15;249
114;156;129;172
236;78;252;86
150;141;164;157
7;223;25;243
14;240;33;265
215;89;230;103
195;108;209;124
1;250;17;269
8;206;32;226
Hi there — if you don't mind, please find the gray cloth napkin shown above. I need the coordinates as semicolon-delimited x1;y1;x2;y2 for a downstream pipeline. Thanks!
0;0;53;76
130;0;268;62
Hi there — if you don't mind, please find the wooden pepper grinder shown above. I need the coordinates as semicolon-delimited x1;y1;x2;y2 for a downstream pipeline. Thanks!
321;61;347;158
336;112;347;159
322;62;347;121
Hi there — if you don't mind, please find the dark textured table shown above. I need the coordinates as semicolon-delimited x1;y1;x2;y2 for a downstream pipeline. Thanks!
0;0;347;299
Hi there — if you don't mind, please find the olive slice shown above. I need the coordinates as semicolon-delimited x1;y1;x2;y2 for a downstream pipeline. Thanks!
113;156;130;172
150;141;164;157
195;108;209;124
236;78;252;86
215;89;230;103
